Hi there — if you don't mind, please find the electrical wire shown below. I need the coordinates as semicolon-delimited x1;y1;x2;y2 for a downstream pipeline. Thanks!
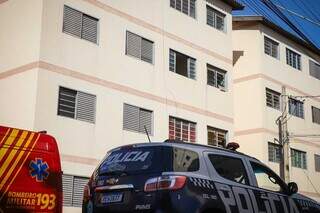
298;0;320;23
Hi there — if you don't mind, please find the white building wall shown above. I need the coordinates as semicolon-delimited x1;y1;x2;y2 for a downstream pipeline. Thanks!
233;21;320;201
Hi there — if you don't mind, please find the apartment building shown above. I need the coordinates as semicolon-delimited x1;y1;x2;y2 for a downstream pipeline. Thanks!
0;0;242;211
233;16;320;201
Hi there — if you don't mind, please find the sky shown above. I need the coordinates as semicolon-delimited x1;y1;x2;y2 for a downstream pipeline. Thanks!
233;0;320;49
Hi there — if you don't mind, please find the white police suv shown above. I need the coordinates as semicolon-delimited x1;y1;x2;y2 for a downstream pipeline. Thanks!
82;140;320;213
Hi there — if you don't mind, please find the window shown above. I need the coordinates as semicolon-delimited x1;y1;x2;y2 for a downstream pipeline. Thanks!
309;60;320;80
63;6;98;44
172;147;199;172
169;116;196;143
312;106;320;124
62;175;89;207
315;154;320;172
209;155;249;185
169;49;196;79
250;161;285;192
288;98;304;118
58;87;96;123
206;5;226;31
268;142;281;163
207;126;227;147
264;37;279;59
291;149;307;169
266;88;280;110
126;31;154;64
207;64;227;90
123;104;153;135
170;0;196;18
286;48;301;70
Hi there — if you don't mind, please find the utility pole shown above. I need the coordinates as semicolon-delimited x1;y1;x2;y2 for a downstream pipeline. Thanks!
279;86;290;183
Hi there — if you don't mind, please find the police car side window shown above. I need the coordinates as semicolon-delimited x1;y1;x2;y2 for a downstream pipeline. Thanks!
209;154;249;185
172;148;199;172
250;162;285;192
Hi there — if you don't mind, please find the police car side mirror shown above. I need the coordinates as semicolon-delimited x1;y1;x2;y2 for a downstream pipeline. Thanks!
287;182;298;195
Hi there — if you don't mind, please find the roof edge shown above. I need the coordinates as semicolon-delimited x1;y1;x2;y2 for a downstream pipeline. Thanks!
233;15;320;56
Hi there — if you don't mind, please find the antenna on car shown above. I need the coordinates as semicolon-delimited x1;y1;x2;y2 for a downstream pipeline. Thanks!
144;125;151;143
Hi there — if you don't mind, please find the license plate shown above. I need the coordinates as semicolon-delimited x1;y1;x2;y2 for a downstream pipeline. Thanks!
100;193;123;204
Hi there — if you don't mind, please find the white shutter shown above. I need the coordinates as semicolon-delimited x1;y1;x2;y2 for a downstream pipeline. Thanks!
126;32;141;59
76;91;96;123
206;6;214;27
169;49;176;72
63;6;82;38
62;175;73;206
188;58;196;79
141;39;154;64
123;104;139;132
73;177;89;207
310;60;320;80
82;14;98;44
315;155;320;172
176;0;182;11
139;109;153;135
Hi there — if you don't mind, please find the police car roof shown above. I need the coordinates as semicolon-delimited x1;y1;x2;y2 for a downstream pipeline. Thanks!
114;140;260;162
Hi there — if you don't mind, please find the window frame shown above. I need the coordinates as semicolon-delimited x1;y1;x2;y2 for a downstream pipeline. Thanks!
125;31;154;64
309;60;320;80
62;5;99;44
266;88;280;110
207;126;227;147
312;106;320;125
288;98;304;119
264;36;279;59
291;148;307;169
170;0;196;19
206;4;226;32
123;103;154;135
169;116;196;143
57;86;96;123
315;154;320;172
207;64;227;91
268;142;281;163
286;48;301;70
169;49;196;80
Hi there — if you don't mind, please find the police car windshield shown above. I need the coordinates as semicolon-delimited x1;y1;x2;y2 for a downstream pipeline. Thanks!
99;147;155;175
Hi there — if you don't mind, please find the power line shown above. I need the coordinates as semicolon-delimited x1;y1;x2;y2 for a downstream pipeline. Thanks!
274;3;320;27
298;0;320;23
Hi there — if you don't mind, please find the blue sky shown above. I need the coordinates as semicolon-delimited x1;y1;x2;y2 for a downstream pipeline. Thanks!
233;0;320;49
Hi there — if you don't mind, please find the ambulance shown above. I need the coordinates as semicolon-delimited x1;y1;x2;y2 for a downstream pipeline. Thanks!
0;125;62;213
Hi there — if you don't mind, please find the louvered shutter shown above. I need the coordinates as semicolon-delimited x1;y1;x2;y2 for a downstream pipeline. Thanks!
312;107;320;124
188;58;196;79
76;91;96;123
82;14;98;44
310;60;320;80
216;14;224;31
170;0;175;8
139;109;153;135
123;104;139;132
73;177;89;207
126;32;141;59
63;6;82;38
141;38;154;64
190;0;196;18
58;87;77;118
176;0;182;11
62;175;73;206
182;0;189;15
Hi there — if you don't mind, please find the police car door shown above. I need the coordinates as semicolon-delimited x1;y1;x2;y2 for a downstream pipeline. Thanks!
204;151;255;213
246;159;301;213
